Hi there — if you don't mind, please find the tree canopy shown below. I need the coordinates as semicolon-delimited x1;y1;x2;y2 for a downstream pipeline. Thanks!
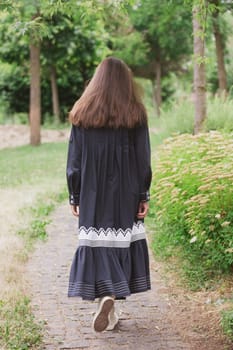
0;0;233;133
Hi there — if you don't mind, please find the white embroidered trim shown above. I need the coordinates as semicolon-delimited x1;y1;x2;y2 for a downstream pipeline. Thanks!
78;222;146;248
79;221;144;237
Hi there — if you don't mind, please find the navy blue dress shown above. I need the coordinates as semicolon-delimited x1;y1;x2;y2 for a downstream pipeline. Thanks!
66;125;152;300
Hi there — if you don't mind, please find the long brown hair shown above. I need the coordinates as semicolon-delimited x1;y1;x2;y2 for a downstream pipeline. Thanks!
69;57;147;128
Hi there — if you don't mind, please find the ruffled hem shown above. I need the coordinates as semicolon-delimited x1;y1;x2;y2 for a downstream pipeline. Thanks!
68;239;150;300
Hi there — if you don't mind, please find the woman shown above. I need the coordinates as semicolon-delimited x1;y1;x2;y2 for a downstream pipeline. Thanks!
66;57;152;332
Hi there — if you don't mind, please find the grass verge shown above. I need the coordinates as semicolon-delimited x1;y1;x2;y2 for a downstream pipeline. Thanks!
18;189;67;248
0;188;67;350
0;189;68;350
149;131;233;344
0;141;68;350
221;310;233;341
0;142;67;188
0;297;43;350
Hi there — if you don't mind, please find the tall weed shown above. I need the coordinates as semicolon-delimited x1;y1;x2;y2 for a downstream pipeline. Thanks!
204;96;233;132
151;96;233;142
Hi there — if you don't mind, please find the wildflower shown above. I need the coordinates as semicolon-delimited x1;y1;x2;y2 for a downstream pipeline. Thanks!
215;214;221;219
198;184;211;191
171;198;179;203
190;236;197;243
225;248;233;253
221;221;231;227
199;198;209;205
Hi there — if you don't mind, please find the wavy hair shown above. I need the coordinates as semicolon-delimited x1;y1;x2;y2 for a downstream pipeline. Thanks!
69;57;147;128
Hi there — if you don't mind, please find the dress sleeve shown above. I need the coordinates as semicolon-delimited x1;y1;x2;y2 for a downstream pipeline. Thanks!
134;124;152;202
66;125;82;206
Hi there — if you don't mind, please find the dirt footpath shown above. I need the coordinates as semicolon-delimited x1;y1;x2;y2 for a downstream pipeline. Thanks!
0;125;69;149
25;204;231;350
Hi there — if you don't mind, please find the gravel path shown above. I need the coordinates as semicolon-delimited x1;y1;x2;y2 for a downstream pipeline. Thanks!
26;204;192;350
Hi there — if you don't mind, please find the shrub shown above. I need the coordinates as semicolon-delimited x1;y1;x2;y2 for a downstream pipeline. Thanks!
150;131;233;285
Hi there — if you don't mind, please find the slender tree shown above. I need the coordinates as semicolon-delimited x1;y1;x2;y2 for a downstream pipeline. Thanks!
211;0;227;94
29;39;41;145
29;8;41;146
193;2;207;134
50;65;60;122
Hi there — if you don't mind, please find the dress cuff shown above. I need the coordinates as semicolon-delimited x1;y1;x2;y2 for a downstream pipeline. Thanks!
69;194;80;206
139;191;150;202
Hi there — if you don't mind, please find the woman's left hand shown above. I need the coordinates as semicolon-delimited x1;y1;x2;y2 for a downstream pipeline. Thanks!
71;205;79;217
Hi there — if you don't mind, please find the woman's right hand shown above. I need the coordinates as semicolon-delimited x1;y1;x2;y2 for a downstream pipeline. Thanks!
71;205;79;217
137;201;149;219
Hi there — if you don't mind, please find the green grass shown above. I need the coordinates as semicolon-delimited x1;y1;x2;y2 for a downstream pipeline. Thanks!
0;297;43;350
0;142;67;187
146;95;233;144
205;96;233;132
221;310;233;341
18;189;68;245
149;218;219;291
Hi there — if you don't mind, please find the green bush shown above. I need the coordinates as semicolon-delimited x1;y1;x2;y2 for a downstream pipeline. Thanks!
150;131;233;287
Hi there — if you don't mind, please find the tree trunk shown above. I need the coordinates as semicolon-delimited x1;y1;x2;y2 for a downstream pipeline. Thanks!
212;2;227;94
192;5;206;135
29;42;41;145
50;65;60;122
153;59;162;117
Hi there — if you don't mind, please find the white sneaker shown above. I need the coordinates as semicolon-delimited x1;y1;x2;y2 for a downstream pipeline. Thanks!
106;306;119;330
92;296;114;332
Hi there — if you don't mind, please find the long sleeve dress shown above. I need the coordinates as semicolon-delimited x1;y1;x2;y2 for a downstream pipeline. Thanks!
66;124;152;300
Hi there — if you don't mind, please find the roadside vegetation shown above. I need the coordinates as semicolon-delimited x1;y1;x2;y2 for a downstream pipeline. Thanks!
149;131;233;288
151;95;233;143
0;142;67;350
148;105;233;342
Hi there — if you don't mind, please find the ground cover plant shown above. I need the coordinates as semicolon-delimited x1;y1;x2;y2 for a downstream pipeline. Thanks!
150;131;233;289
0;297;43;350
221;309;233;341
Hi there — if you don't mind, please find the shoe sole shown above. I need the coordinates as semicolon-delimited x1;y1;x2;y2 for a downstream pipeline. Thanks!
93;297;114;332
